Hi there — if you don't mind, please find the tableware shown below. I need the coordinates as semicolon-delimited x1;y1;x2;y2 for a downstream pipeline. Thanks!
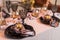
44;14;51;20
40;14;51;24
5;23;35;39
50;18;59;27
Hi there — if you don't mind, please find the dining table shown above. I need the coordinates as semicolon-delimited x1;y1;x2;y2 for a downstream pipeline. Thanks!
0;17;54;40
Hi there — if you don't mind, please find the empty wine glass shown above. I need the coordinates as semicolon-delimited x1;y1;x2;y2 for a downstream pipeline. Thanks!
11;3;18;12
6;1;11;13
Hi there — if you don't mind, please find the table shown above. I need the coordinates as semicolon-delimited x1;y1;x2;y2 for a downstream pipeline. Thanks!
24;18;53;35
0;18;53;40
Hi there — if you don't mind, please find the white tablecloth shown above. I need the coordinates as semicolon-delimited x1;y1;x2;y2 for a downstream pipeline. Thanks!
24;18;53;35
0;18;53;40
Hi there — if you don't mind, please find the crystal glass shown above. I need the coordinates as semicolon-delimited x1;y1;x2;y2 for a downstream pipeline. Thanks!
11;3;18;12
52;5;57;16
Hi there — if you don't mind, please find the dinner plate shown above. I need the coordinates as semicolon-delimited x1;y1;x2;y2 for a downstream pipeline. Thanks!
39;17;51;25
5;24;35;39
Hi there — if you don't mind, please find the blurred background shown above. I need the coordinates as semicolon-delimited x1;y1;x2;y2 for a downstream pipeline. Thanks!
0;0;60;7
50;0;60;5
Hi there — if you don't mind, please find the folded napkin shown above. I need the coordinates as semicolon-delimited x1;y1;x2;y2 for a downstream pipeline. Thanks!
54;13;60;19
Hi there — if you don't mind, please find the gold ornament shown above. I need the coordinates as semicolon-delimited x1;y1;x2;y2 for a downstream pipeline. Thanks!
45;15;51;19
16;23;23;29
32;13;38;17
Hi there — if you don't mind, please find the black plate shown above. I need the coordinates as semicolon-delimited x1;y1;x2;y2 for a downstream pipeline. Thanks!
40;17;59;27
50;19;59;27
4;24;35;39
39;17;51;24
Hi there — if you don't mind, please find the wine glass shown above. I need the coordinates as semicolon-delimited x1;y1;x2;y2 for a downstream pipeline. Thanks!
6;1;11;13
51;5;57;16
11;3;18;12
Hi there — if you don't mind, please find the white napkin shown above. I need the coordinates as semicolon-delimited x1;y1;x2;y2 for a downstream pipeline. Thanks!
0;25;8;30
25;31;34;35
54;13;60;19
